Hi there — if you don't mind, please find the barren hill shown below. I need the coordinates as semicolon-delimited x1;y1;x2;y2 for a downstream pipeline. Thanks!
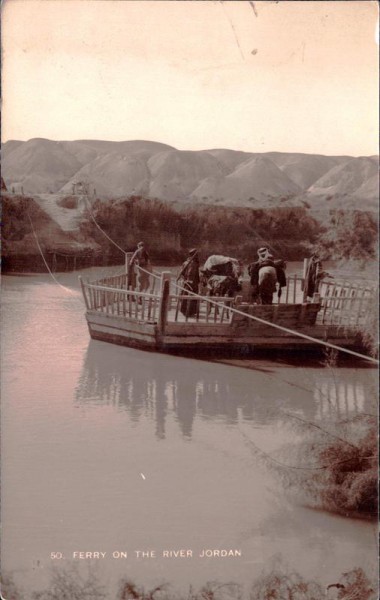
2;138;377;215
2;138;82;194
265;152;349;189
190;156;301;207
307;157;378;198
60;153;151;199
147;150;225;202
2;138;174;196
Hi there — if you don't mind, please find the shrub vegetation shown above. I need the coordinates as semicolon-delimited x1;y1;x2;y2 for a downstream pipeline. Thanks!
2;566;376;600
79;197;322;264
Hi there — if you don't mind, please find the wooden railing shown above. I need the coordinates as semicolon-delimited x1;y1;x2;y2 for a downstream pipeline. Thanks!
95;272;129;289
317;280;376;327
93;268;160;295
169;293;235;324
80;280;161;323
279;274;303;304
80;268;377;332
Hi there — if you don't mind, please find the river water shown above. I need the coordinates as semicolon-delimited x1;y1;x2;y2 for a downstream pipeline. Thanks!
1;266;378;598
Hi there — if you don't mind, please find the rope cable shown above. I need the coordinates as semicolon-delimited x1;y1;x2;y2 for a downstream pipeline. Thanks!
27;210;77;296
170;279;379;365
84;196;127;255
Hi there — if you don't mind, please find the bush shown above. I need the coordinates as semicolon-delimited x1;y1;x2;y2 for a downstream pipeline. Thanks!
249;567;376;600
281;415;378;518
1;572;25;600
250;570;323;600
31;565;107;600
80;198;322;264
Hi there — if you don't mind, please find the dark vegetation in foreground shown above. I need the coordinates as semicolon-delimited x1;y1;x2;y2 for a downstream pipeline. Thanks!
2;565;376;600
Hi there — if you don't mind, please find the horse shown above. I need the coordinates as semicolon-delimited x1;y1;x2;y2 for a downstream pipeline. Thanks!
202;255;243;279
203;274;242;318
206;274;242;297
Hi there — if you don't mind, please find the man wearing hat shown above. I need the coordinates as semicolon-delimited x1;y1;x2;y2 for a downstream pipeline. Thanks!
177;248;200;317
257;247;271;262
129;241;151;293
248;247;278;304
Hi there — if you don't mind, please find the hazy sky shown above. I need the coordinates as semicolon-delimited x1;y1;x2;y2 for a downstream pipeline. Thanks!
2;0;379;155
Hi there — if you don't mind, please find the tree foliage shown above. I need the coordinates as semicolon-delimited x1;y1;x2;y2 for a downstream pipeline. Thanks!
316;210;378;261
80;197;322;264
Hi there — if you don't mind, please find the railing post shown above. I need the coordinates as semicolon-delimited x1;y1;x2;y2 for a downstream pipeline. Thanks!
302;258;309;303
125;252;134;289
79;276;90;310
158;271;171;336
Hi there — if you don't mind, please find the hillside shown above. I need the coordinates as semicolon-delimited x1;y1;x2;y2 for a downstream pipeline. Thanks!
190;156;301;207
265;152;348;189
307;157;378;197
148;150;225;202
2;138;378;213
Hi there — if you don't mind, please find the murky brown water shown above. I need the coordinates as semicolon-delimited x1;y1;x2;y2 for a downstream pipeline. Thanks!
1;266;377;598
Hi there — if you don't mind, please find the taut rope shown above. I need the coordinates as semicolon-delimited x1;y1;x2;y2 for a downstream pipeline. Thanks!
170;279;379;365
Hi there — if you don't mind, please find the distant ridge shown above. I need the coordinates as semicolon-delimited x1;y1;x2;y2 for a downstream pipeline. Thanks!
2;138;378;211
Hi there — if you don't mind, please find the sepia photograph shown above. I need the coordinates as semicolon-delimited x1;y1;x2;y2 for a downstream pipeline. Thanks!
1;1;379;599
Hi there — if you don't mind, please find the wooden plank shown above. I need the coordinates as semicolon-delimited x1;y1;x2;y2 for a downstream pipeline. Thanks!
205;300;210;323
134;297;139;319
141;297;146;320
165;322;233;336
355;287;366;326
301;304;320;325
302;258;309;302
158;273;171;334
338;283;352;325
87;312;158;332
87;283;159;300
323;282;336;324
328;283;339;324
285;278;290;304
196;297;201;322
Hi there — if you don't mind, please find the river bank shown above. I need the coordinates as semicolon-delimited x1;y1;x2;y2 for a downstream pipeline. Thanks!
4;193;377;275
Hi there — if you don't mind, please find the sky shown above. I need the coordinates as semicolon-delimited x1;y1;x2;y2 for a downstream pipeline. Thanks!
2;0;379;155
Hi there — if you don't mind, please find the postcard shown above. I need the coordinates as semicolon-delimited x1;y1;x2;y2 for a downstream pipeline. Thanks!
1;2;378;599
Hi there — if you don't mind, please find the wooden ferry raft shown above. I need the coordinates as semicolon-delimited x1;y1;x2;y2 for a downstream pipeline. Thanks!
79;267;376;354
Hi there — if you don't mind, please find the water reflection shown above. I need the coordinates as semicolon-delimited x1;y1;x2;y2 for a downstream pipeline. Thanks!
75;341;375;440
